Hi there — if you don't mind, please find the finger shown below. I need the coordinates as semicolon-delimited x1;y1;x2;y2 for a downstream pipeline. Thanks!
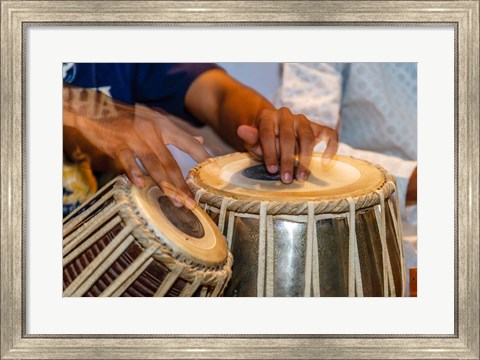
163;127;211;165
311;124;339;167
158;150;193;199
160;181;197;210
114;147;145;188
135;150;189;208
135;139;193;207
193;136;204;145
257;112;279;174
137;125;194;199
133;114;197;205
237;125;262;158
278;108;296;184
148;114;210;163
320;128;339;167
236;124;258;145
294;115;315;181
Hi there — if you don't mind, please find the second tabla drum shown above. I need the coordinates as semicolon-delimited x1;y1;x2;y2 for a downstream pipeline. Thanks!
63;175;232;297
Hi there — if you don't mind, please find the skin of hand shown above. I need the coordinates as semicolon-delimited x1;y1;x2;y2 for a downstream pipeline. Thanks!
406;167;417;205
63;67;338;208
63;85;209;208
185;69;339;184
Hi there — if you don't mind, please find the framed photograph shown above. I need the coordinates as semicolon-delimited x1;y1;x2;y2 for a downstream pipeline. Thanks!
1;1;478;358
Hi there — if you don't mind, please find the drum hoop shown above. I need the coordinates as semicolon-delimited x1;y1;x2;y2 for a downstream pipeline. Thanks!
187;153;397;216
111;176;233;285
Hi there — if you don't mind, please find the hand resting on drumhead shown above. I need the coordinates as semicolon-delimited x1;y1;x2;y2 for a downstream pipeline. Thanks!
185;69;339;184
63;85;207;208
236;110;338;183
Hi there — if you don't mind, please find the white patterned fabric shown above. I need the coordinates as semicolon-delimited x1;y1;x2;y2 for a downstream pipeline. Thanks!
278;63;417;211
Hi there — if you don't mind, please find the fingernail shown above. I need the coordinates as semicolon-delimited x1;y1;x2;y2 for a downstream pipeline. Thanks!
267;164;278;174
297;171;307;181
172;197;184;208
282;171;292;183
321;157;333;169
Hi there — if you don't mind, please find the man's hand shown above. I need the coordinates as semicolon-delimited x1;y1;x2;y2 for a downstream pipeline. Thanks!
185;69;338;184
237;107;338;183
63;85;209;207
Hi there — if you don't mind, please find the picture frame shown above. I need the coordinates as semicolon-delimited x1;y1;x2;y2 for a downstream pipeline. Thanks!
1;1;478;358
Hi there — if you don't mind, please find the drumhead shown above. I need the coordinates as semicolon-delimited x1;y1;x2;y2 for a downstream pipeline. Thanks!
130;178;228;267
190;152;386;201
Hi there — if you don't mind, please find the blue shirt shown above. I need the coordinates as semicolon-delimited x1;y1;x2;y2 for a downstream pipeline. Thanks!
63;63;220;126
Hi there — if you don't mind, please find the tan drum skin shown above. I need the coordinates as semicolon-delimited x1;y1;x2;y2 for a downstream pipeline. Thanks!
130;180;227;267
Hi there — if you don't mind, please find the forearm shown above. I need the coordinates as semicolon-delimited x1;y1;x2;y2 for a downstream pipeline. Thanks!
185;69;274;150
63;96;121;172
63;123;121;172
215;86;274;150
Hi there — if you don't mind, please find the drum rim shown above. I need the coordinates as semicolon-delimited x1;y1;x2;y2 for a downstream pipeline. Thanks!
187;152;397;215
113;176;233;272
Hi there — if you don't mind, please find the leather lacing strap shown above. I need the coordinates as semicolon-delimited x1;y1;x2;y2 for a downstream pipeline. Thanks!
375;190;395;296
218;197;231;234
310;202;321;297
194;188;207;204
304;202;315;297
226;212;236;248
63;176;119;233
63;215;122;262
256;202;268;297
63;222;138;297
100;244;158;297
265;215;275;297
63;201;122;247
388;181;407;296
347;197;363;297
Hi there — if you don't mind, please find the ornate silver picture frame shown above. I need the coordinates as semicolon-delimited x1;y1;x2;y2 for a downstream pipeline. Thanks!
1;1;478;358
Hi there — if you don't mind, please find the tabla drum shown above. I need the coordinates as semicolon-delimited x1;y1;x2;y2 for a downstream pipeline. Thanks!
187;152;406;297
63;175;232;297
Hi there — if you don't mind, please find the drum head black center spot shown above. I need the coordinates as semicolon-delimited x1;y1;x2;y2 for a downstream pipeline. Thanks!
242;164;296;181
241;164;330;186
157;196;205;239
